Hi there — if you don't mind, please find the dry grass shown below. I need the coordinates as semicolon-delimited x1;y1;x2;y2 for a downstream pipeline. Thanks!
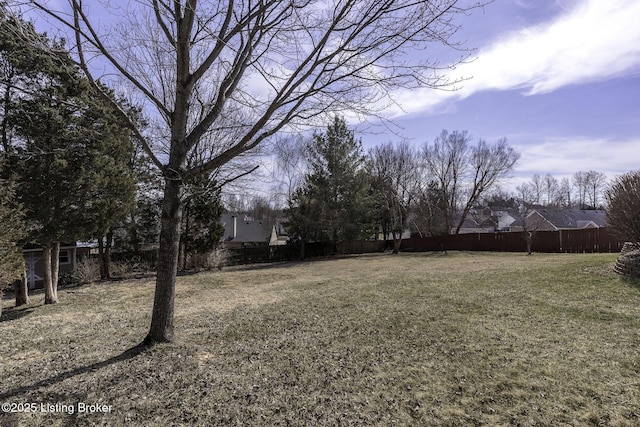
1;252;640;426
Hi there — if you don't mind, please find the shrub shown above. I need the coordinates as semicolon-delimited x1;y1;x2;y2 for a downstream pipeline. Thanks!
182;248;230;271
208;248;230;270
110;257;152;278
606;170;640;245
73;257;101;284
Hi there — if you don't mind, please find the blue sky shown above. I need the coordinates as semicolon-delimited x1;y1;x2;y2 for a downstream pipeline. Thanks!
22;0;639;194
358;0;640;187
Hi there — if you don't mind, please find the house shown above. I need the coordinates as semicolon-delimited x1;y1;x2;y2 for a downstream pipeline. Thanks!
220;213;286;247
516;208;607;232
22;243;92;290
453;216;497;234
451;208;499;234
489;207;519;231
453;207;607;234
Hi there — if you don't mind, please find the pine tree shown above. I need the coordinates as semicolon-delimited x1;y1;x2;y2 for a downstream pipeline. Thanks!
289;116;373;254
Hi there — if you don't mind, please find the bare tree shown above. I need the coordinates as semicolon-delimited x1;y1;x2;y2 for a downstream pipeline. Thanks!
422;129;470;234
515;182;534;207
25;0;487;344
272;134;308;209
526;173;559;207
514;183;547;255
247;195;280;222
558;177;572;207
412;179;450;238
369;141;420;253
542;173;559;206
422;130;519;235
455;137;519;234
530;173;543;205
585;170;607;209
573;171;589;209
573;170;607;209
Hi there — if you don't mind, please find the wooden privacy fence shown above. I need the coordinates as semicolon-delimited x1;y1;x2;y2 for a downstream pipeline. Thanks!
101;228;622;270
226;245;299;265
399;228;624;254
225;240;387;265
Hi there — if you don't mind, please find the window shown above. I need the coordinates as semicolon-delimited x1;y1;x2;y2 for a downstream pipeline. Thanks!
59;250;70;265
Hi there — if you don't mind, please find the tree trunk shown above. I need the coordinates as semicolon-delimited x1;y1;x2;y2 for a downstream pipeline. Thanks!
42;245;57;304
145;177;183;345
105;231;113;279
392;235;401;254
98;237;106;278
51;242;60;301
299;238;306;260
99;232;113;279
14;268;30;307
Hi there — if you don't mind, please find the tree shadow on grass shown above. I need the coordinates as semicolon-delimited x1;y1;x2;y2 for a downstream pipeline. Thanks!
0;343;148;400
0;305;38;323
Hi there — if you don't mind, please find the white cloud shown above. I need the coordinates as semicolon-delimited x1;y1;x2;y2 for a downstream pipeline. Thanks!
510;136;640;182
497;0;640;95
391;0;640;115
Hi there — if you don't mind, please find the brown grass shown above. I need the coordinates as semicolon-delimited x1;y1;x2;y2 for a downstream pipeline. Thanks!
1;252;640;426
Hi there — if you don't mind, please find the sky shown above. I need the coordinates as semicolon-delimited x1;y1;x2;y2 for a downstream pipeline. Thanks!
20;0;640;196
357;0;640;189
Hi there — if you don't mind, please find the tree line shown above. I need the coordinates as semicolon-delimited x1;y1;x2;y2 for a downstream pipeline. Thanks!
275;118;520;255
515;170;608;210
271;119;620;258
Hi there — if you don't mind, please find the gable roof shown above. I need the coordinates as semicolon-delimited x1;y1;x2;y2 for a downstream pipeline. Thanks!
527;208;607;230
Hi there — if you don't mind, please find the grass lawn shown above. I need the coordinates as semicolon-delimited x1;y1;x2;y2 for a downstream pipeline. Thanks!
1;252;640;426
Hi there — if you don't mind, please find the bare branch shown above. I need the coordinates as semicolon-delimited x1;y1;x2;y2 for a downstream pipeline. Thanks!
22;0;489;343
30;0;171;119
152;0;176;46
214;165;260;190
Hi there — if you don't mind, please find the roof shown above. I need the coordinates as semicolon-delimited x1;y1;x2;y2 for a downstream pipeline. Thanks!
221;213;274;243
452;215;497;233
528;208;607;230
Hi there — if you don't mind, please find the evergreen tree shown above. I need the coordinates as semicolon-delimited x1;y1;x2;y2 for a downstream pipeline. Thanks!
1;5;57;154
285;185;322;259
0;171;26;313
116;145;163;253
288;116;373;254
179;173;224;270
3;16;136;301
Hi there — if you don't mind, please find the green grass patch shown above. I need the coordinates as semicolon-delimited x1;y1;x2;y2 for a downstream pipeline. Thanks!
1;252;640;426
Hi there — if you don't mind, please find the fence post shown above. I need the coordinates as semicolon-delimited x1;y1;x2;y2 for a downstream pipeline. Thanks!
559;230;563;252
